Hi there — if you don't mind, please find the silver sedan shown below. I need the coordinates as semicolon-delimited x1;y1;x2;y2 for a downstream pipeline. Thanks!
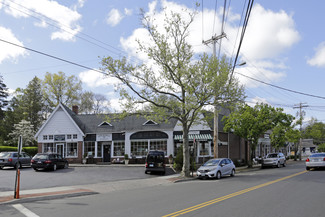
306;153;325;170
197;158;236;179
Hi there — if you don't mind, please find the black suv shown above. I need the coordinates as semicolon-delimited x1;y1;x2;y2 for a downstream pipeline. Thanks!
145;150;166;175
31;153;69;171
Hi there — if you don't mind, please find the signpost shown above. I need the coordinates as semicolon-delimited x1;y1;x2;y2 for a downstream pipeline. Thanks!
14;136;22;199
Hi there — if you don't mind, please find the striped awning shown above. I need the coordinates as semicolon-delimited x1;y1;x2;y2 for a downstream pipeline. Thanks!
174;134;213;141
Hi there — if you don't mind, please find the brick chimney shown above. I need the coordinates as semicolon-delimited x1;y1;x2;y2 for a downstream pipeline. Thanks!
72;105;79;114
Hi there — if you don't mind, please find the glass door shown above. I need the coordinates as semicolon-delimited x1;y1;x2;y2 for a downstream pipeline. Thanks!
56;143;65;157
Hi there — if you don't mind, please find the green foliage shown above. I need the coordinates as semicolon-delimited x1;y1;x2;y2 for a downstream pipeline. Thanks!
124;154;129;160
173;146;183;171
0;146;38;156
303;118;325;145
42;71;82;111
223;103;294;166
318;143;325;152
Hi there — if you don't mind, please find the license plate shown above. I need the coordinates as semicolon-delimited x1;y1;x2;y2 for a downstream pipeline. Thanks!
149;164;154;167
38;161;42;164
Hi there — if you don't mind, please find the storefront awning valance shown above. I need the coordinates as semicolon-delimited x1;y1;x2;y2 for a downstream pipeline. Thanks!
174;134;213;141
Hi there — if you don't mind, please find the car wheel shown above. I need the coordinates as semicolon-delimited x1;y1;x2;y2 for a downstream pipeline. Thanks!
0;165;4;170
230;169;235;177
216;171;221;180
282;161;286;167
145;171;148;174
277;162;280;168
261;165;264;169
15;162;21;169
306;167;310;170
53;164;57;171
64;162;69;169
33;168;39;172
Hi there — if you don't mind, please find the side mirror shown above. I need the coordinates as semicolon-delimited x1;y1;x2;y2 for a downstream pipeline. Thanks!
220;163;225;167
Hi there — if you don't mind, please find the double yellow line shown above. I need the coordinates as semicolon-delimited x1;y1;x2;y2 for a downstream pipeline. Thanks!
162;170;307;217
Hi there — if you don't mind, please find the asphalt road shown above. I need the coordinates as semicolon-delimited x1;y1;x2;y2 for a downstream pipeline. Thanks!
0;165;175;192
1;161;325;217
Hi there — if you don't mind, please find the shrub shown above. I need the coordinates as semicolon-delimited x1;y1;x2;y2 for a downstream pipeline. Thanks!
0;146;38;157
173;146;183;171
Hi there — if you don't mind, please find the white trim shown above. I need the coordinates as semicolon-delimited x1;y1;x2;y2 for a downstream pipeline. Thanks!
35;103;85;138
143;120;158;125
98;121;112;127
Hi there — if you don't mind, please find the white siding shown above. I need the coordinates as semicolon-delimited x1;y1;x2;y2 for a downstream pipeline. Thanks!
38;107;82;143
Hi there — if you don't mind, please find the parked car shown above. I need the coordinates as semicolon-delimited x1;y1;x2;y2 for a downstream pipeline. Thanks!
306;153;325;170
31;153;69;171
261;153;286;168
197;158;236;179
0;152;32;169
145;150;166;175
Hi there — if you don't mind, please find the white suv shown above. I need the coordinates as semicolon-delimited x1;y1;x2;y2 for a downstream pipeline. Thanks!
261;153;286;168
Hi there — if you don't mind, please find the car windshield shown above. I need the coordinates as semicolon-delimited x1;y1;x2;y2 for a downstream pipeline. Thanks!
267;154;278;158
310;153;325;158
34;154;48;160
0;152;10;158
203;159;220;166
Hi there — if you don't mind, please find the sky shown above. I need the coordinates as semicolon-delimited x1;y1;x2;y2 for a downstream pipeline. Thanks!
1;0;325;126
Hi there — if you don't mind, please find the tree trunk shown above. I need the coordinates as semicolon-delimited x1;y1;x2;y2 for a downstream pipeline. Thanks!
181;126;190;177
213;106;219;158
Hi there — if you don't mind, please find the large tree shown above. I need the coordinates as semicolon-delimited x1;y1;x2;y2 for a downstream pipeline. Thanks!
16;77;44;132
42;71;82;111
101;8;243;176
302;118;325;145
223;103;293;167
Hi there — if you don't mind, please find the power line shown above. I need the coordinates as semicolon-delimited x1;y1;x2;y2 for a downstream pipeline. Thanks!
0;38;106;75
235;71;325;100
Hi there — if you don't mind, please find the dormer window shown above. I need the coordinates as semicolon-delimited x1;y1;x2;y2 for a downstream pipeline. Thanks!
98;121;112;127
143;120;158;125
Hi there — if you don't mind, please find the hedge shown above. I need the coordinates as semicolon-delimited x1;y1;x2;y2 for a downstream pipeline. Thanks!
0;146;39;157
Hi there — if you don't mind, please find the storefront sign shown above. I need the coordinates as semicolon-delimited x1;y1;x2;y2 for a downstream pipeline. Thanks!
54;135;65;141
97;134;112;141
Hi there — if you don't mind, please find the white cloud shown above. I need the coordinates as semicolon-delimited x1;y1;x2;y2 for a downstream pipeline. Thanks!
119;1;300;89
0;26;28;63
124;8;133;16
1;0;82;41
79;69;121;88
106;9;124;27
241;4;300;60
307;42;325;67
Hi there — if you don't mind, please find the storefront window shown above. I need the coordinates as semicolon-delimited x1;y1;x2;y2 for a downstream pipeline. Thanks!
149;140;167;156
113;141;125;156
43;143;55;153
199;143;209;156
67;143;78;157
97;143;102;158
84;141;95;157
131;141;148;157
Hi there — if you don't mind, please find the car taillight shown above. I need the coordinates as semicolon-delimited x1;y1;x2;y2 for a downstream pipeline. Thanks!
31;159;35;163
145;162;148;168
323;158;325;161
44;160;52;164
306;158;310;162
8;158;12;162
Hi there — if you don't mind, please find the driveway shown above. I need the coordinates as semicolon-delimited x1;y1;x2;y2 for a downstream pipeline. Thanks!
0;165;176;192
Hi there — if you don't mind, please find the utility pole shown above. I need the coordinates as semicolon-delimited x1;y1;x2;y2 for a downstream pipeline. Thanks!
293;102;308;161
203;32;226;158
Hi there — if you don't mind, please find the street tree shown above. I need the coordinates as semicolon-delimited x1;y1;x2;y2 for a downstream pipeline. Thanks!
42;71;82;111
223;103;292;167
100;8;243;177
285;128;301;160
270;111;294;151
9;119;36;146
302;118;325;145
